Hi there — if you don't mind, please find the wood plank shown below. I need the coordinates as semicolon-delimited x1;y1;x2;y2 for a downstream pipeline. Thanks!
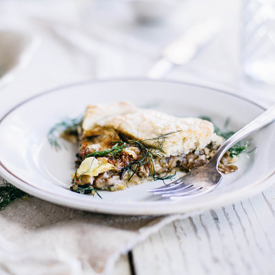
191;213;228;274
133;227;184;275
173;219;206;275
114;254;132;275
250;194;275;253
232;202;265;273
221;205;259;274
132;189;275;275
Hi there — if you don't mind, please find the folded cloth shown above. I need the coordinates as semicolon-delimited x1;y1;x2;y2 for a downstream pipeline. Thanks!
0;184;201;275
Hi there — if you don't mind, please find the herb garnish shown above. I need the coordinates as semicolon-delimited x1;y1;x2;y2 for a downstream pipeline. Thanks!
110;132;180;182
78;130;179;183
0;180;29;211
48;116;83;151
70;185;102;198
85;143;127;158
200;116;250;157
154;171;177;184
142;131;182;154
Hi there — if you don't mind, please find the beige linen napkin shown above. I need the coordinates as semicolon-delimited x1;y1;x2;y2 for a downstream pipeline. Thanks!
0;182;201;275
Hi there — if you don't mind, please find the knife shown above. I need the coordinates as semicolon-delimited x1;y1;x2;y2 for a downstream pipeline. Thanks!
147;19;220;79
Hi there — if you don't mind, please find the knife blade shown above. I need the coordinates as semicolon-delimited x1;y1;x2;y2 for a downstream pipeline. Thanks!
147;19;220;79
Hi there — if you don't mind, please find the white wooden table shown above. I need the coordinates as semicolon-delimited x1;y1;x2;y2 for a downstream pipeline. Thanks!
114;186;275;275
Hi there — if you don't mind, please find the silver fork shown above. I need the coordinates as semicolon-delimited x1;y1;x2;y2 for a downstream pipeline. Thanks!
147;103;275;200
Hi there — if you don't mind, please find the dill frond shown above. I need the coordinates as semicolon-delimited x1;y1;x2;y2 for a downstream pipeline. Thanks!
154;171;177;183
0;180;28;211
85;143;127;158
200;116;250;157
110;132;182;182
70;184;102;198
142;131;182;142
142;130;182;153
47;116;83;151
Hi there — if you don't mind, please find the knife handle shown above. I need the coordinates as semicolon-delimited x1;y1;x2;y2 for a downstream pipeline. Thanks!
147;58;174;79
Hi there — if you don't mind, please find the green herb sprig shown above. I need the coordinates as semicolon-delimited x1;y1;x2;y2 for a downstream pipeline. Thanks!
0;180;29;211
70;185;102;198
48;116;83;151
200;116;250;157
85;143;127;158
81;130;179;183
142;130;182;154
154;171;177;184
111;132;179;182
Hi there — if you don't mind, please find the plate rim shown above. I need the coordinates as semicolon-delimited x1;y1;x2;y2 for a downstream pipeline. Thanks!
1;78;274;215
0;78;266;122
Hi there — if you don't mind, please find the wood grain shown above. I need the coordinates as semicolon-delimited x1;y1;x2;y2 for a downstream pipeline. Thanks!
114;255;131;275
131;185;275;275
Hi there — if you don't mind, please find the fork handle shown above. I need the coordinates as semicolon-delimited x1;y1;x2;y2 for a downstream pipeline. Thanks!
209;103;275;167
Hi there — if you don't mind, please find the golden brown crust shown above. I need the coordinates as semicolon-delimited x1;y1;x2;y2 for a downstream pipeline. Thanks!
82;102;137;134
106;109;222;157
82;103;223;157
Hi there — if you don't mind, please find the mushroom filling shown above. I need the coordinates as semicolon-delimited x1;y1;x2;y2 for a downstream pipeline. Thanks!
72;128;237;192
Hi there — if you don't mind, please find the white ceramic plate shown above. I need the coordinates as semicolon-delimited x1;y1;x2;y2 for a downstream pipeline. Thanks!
0;79;274;215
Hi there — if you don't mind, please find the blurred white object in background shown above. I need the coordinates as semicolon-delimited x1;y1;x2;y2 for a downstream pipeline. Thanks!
130;0;180;22
0;30;38;90
148;18;221;78
241;0;275;84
